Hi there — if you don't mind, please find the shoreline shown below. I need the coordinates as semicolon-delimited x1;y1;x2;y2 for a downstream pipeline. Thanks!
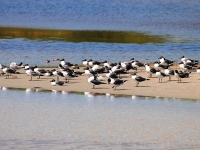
0;66;200;100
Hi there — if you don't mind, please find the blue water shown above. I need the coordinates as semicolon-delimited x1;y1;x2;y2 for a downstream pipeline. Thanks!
0;0;200;149
0;0;200;65
0;89;200;149
0;0;200;37
0;39;200;66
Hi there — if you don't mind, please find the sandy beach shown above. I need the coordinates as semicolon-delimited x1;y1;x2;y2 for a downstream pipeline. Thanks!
0;65;200;100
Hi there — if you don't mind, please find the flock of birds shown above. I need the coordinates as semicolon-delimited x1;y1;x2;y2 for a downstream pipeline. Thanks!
0;56;200;89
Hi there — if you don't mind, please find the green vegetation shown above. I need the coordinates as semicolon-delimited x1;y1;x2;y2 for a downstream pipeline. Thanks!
0;26;168;44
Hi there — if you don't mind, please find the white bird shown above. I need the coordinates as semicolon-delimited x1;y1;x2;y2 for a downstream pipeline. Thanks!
159;56;174;66
144;64;156;78
163;66;175;81
92;64;100;72
82;59;88;67
155;70;166;82
10;62;23;70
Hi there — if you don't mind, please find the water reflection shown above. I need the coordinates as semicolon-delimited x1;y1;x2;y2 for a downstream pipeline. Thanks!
0;27;168;44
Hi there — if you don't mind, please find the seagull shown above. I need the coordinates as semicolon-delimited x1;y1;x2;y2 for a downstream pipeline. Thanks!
130;60;144;71
2;66;16;79
102;60;117;69
93;66;106;74
144;64;156;78
180;56;199;64
82;59;88;67
51;69;64;81
26;68;39;81
60;58;67;67
163;66;175;81
174;70;190;83
10;62;23;70
107;78;127;90
155;70;166;82
61;68;78;83
88;75;106;89
131;72;150;87
159;56;174;66
88;59;101;67
92;64;100;72
23;64;35;70
45;70;53;77
84;67;98;76
179;62;193;71
50;79;65;86
120;61;136;72
34;66;47;79
111;65;126;78
153;61;167;70
106;70;119;79
88;75;104;82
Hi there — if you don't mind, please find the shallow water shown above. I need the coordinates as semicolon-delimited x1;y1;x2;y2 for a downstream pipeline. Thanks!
1;38;200;66
0;89;200;149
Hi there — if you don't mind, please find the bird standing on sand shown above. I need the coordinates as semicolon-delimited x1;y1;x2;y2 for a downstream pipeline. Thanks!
2;66;16;79
174;70;190;83
88;75;106;89
51;69;64;81
34;66;47;79
155;70;166;83
26;68;39;81
107;78;127;90
131;72;150;87
144;64;156;78
163;66;175;81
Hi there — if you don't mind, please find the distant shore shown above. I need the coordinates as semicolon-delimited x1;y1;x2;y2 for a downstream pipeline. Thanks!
0;65;200;100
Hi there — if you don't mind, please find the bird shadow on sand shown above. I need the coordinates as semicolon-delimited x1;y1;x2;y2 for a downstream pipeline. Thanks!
90;87;109;89
156;81;168;83
28;79;44;81
67;81;80;84
136;86;150;87
176;81;191;83
112;88;128;90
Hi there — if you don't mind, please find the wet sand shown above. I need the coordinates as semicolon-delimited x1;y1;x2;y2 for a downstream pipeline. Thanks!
0;65;200;100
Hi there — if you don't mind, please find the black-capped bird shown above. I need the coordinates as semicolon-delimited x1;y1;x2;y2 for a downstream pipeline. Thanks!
88;75;106;89
131;72;150;87
107;78;127;90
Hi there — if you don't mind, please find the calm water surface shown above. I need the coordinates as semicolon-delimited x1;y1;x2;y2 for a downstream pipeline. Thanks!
0;0;200;66
1;39;200;66
0;89;200;149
